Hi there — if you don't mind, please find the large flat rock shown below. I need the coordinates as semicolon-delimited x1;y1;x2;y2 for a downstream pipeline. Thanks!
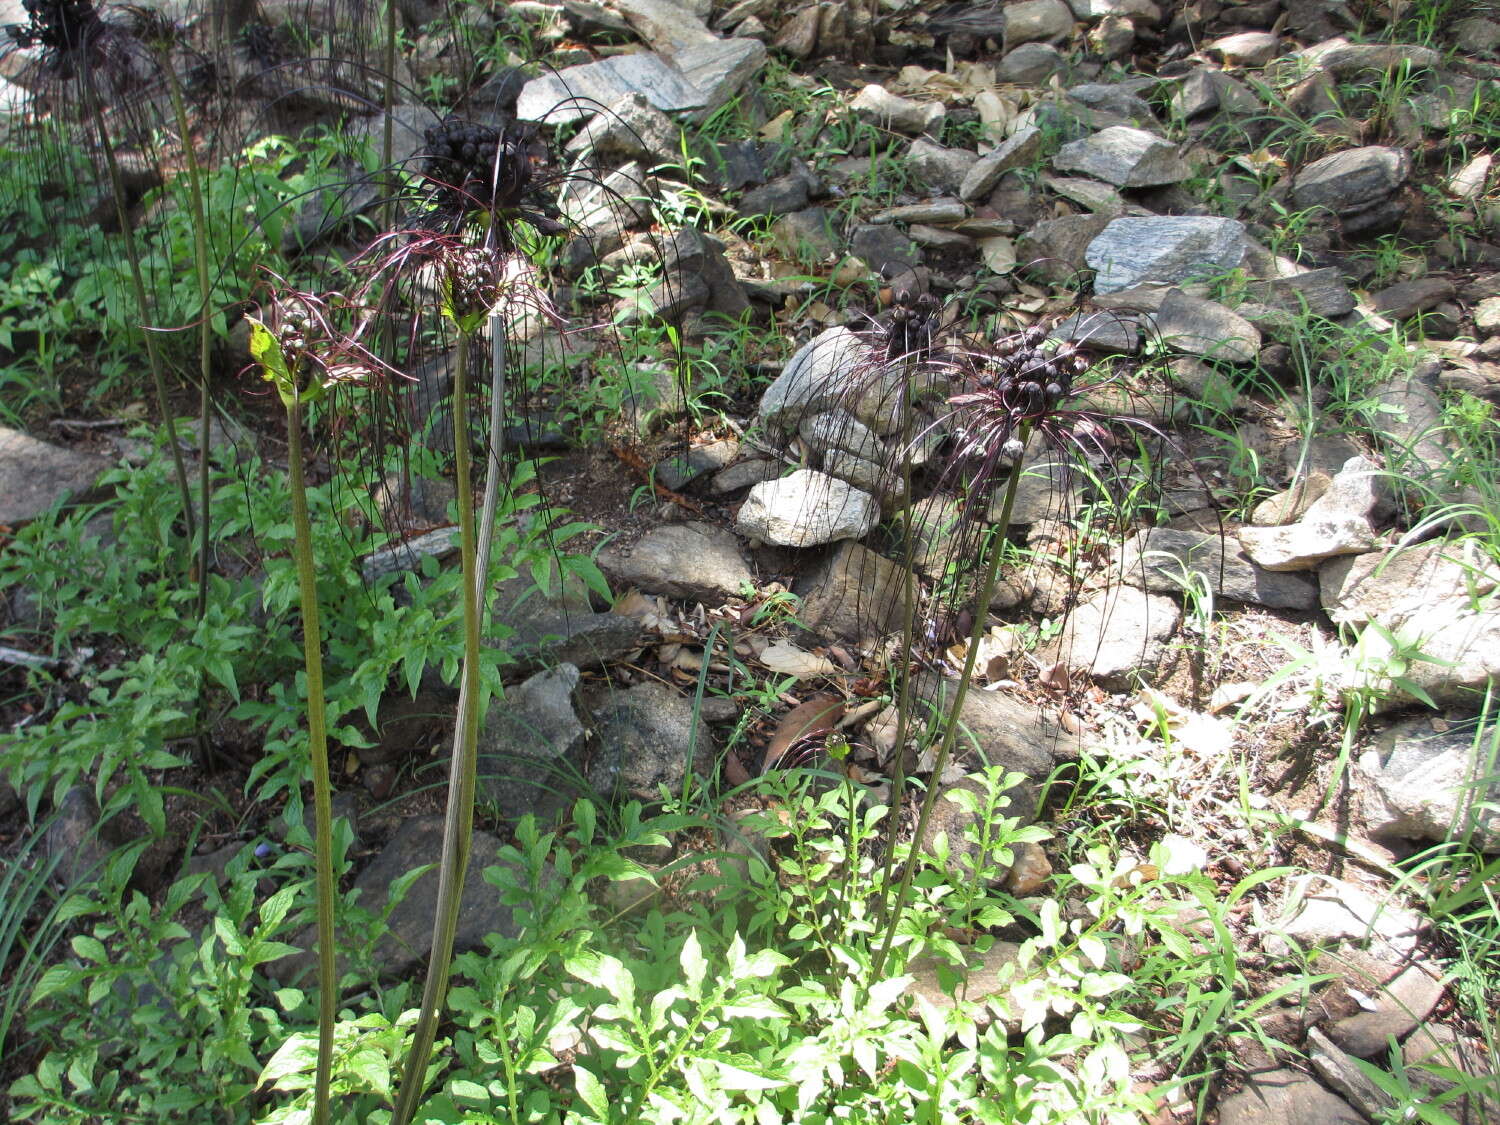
0;427;109;525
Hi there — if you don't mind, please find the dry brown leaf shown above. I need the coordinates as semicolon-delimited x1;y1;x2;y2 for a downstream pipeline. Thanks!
763;695;845;772
1039;661;1071;691
760;640;837;678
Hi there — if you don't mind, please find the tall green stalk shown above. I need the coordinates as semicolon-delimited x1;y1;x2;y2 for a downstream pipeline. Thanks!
870;423;1033;982
162;66;214;622
391;328;484;1125
81;73;196;554
249;318;337;1125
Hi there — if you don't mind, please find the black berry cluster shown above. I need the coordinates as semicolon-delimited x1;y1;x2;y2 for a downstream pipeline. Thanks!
421;117;530;211
6;0;100;51
972;323;1086;418
884;289;942;364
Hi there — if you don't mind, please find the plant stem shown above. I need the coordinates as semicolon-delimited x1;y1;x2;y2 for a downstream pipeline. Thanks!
285;395;336;1125
162;67;215;624
875;360;921;928
391;330;483;1125
870;424;1032;983
82;73;196;556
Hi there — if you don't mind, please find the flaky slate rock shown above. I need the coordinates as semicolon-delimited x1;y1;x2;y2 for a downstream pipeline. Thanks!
518;53;706;123
1052;125;1190;187
850;84;944;135
1216;1068;1364;1125
757;326;874;432
598;523;752;603
584;680;716;803
1359;717;1500;850
1291;145;1410;214
796;540;905;642
960;125;1044;203
736;469;878;547
1055;585;1179;687
1118;527;1319;609
907;138;980;193
1151;289;1261;363
1085;215;1248;294
997;42;1065;85
1017;213;1112;284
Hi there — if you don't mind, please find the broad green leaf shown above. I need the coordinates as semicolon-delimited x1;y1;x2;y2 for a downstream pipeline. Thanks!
680;931;707;999
573;1065;608;1118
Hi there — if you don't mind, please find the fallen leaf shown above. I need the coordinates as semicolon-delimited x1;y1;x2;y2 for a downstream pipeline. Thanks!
760;640;837;678
978;235;1016;275
763;695;845;772
1039;661;1070;691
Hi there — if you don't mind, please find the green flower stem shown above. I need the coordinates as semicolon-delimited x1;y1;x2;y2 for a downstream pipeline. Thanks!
392;329;484;1125
875;361;922;927
82;73;196;556
870;422;1033;983
162;66;214;623
285;394;336;1125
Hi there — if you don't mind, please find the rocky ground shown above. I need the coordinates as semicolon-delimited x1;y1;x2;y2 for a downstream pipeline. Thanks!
4;0;1500;1119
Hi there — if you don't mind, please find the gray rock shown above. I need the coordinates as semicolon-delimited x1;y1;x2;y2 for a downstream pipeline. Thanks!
906;942;1027;1033
823;449;905;509
1055;585;1180;687
598;523;752;604
45;788;113;888
849;223;921;271
661;226;749;318
737;172;811;217
960;125;1044;203
1052;125;1190;187
1268;873;1426;960
477;664;591;820
1370;276;1456;319
796;540;905;642
559;161;652;238
1172;68;1260;118
274;817;526;984
1066;82;1154;120
1085;215;1248;294
609;0;715;52
1049;310;1140;352
1117;527;1320;610
1251;472;1330;526
584;680;715;803
673;37;767;118
1244;267;1356;318
655;436;740;490
907;138;980;193
1327;961;1445;1058
1216;1068;1365;1125
870;199;966;225
1151;289;1261;364
1237;519;1375;572
770;4;820;58
1359;717;1500;850
564;93;679;164
1003;0;1073;48
901;494;965;580
1296;37;1440;77
1291;145;1410;214
735;469;878;547
1017;213;1113;284
710;458;782;494
987;457;1080;523
1086;13;1136;59
799;410;883;463
849;84;945;135
1306;1027;1396;1120
757;327;873;432
1210;30;1279;65
0;427;109;525
915;669;1075;776
1066;0;1160;22
909;224;977;252
997;42;1066;85
1320;538;1496;628
771;207;840;261
487;571;641;675
518;53;707;124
